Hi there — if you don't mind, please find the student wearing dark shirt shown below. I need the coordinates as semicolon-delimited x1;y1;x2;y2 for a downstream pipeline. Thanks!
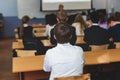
20;15;45;54
108;12;120;42
84;11;110;45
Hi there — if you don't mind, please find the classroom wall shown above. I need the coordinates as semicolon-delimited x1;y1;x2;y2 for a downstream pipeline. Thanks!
0;0;120;37
93;0;120;13
0;0;18;37
18;0;54;19
0;0;45;37
0;0;18;16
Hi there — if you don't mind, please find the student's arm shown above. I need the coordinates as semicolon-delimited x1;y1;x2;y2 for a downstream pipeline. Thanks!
45;25;49;36
43;51;51;72
50;28;57;45
70;27;77;45
83;29;89;43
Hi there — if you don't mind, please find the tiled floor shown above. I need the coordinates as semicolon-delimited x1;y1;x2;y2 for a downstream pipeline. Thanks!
0;38;19;80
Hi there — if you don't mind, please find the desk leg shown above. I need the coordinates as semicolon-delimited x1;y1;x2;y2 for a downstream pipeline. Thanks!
19;72;24;80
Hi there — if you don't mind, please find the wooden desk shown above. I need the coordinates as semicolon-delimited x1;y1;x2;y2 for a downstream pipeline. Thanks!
13;49;120;72
12;42;24;50
15;50;36;57
13;55;49;80
33;27;48;38
41;36;85;47
12;36;85;50
13;55;44;73
41;39;54;47
32;24;46;28
13;52;110;73
108;49;120;63
12;49;120;80
84;50;110;65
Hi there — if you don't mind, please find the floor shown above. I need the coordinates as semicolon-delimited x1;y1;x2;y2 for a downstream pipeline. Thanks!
0;38;19;80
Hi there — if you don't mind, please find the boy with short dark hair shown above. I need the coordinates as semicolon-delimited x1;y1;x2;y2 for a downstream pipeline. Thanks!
43;22;84;80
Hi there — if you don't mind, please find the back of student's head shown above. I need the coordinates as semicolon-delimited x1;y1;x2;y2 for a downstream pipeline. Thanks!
74;13;87;28
114;11;120;21
46;14;57;26
98;12;106;24
89;11;100;23
74;14;83;22
109;13;120;22
21;15;30;24
54;22;72;44
19;15;30;38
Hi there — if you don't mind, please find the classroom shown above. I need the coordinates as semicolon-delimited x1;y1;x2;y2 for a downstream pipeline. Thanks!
0;0;120;80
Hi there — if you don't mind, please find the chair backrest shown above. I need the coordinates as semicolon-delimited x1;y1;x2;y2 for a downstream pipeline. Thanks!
16;49;36;57
114;42;120;49
54;73;90;80
90;44;108;51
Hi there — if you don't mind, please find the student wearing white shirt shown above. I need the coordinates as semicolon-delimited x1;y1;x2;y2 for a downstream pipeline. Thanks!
46;24;55;37
72;14;87;36
45;14;57;37
43;22;84;80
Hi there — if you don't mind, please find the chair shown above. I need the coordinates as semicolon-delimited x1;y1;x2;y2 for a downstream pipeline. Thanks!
114;42;120;49
54;73;90;80
90;44;108;51
15;49;36;57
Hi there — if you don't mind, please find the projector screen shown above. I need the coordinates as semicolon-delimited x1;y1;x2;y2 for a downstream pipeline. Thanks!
41;0;92;11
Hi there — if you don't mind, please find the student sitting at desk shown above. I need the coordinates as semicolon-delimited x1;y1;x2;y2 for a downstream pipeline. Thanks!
72;13;87;36
108;12;120;42
45;14;57;37
84;11;110;45
19;15;45;54
50;13;77;45
43;22;84;80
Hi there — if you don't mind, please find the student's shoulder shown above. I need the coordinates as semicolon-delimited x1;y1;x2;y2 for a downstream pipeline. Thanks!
73;45;83;51
45;47;57;55
84;27;91;32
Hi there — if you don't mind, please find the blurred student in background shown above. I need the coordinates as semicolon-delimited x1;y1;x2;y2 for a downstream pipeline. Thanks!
98;12;109;30
108;12;120;42
84;11;110;45
19;15;45;54
45;14;57;37
56;4;67;19
72;13;87;36
50;13;76;45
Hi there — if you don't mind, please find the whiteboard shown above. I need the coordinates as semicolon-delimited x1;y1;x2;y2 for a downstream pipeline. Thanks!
17;0;53;19
42;0;91;11
17;0;90;19
18;0;117;19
